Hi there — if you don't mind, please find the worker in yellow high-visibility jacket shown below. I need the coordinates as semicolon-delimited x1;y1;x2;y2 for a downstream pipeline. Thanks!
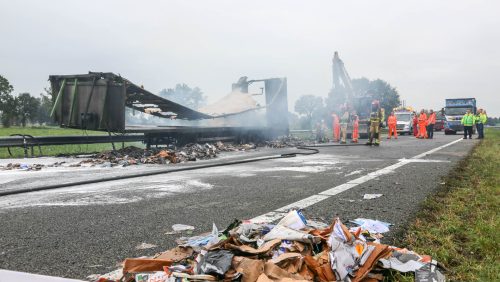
461;109;475;139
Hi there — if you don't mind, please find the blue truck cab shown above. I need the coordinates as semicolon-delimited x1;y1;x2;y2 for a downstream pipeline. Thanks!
444;98;476;135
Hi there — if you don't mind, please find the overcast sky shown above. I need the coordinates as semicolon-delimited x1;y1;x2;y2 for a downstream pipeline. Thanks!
1;0;499;116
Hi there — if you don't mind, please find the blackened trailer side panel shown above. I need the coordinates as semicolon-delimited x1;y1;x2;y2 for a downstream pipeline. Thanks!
50;77;125;131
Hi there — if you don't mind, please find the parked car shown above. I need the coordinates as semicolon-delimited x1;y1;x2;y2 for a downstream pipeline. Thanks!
434;112;445;131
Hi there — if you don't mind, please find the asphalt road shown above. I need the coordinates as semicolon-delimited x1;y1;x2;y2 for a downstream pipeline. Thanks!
0;132;477;280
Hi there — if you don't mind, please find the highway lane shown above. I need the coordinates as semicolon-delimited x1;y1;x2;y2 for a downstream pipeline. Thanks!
0;132;477;279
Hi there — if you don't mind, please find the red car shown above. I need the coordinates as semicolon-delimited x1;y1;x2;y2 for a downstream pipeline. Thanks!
434;112;445;131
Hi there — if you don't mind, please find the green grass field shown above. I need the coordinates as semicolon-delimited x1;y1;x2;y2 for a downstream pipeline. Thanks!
398;128;500;281
0;126;143;158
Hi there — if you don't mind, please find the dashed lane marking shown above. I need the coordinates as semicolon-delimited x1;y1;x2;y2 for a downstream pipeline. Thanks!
249;138;463;223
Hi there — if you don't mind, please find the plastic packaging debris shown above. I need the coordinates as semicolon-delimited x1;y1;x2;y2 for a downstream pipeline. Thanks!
199;250;234;276
171;224;195;232
350;218;391;233
235;223;268;243
177;234;214;249
98;210;445;282
363;193;383;199
209;223;220;246
379;257;425;272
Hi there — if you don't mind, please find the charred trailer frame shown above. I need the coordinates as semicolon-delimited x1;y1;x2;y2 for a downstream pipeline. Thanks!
48;72;289;146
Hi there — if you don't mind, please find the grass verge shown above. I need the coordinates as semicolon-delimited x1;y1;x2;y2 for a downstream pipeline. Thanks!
0;126;143;158
399;128;500;281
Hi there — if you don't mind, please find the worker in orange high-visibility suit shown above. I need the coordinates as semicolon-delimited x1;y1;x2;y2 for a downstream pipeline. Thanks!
332;113;340;142
426;109;436;139
387;111;398;139
412;113;418;137
351;114;359;143
417;109;428;139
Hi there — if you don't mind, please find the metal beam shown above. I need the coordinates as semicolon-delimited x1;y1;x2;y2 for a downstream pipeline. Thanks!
68;78;78;125
50;79;66;118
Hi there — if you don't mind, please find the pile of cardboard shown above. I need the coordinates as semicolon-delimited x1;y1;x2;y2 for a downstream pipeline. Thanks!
97;211;444;282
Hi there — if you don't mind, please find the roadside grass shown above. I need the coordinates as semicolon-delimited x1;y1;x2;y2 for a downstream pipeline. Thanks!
0;126;107;137
0;126;144;158
395;128;500;281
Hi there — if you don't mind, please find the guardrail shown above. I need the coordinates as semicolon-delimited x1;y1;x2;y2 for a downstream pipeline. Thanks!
0;134;145;157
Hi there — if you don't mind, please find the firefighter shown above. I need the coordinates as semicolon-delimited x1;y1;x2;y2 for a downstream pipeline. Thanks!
417;109;428;139
340;105;350;144
351;113;359;143
315;121;323;143
387;111;398;139
332;113;340;142
367;100;384;146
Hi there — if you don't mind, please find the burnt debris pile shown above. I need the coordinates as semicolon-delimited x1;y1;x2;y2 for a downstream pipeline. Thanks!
86;142;256;167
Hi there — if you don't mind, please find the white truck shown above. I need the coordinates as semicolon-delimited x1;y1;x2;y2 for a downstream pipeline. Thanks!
393;107;415;135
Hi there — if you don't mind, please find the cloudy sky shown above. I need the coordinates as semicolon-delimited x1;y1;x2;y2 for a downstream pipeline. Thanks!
1;0;499;116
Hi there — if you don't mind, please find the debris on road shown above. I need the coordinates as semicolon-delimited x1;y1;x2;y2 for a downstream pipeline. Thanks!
264;136;307;148
165;224;197;235
0;162;44;171
96;211;445;282
350;218;392;234
135;243;158;250
363;194;383;200
171;224;196;232
0;137;311;171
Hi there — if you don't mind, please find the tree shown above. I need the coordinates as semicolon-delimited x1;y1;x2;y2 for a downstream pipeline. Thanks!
486;117;499;126
294;95;324;129
0;75;16;127
36;87;55;125
158;84;206;109
16;93;40;127
351;77;401;116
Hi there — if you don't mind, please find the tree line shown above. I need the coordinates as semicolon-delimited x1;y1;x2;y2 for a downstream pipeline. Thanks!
0;75;54;127
293;78;401;129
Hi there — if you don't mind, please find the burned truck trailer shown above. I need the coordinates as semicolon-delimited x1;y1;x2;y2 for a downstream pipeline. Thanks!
48;72;289;146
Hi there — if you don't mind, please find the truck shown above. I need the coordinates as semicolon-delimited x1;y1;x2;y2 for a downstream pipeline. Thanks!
443;98;476;135
393;106;415;135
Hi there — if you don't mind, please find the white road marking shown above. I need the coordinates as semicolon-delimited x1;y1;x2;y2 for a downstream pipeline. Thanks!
410;138;463;159
249;138;462;223
319;183;357;196
399;159;451;163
